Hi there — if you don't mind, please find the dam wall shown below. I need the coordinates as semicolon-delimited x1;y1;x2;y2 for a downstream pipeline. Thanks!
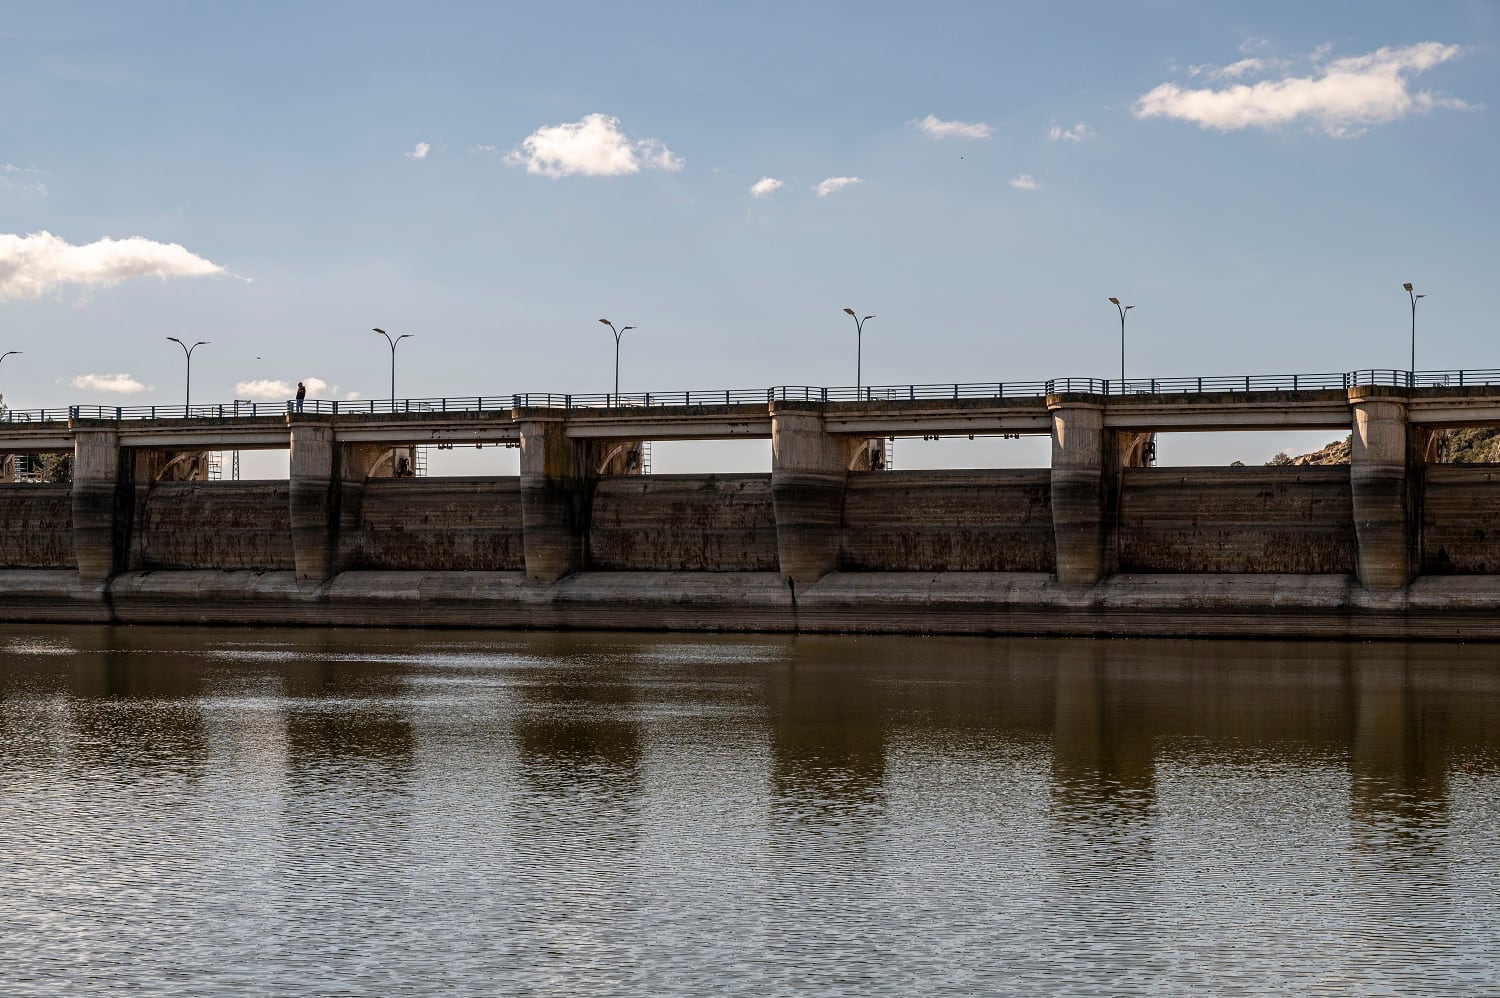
141;481;294;571
589;474;777;572
0;484;74;569
351;477;524;571
1118;467;1356;574
3;384;1500;638
1421;465;1500;574
841;469;1054;572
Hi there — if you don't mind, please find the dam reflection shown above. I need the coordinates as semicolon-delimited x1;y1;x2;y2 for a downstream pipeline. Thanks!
764;650;888;821
2;626;1499;994
0;627;1493;865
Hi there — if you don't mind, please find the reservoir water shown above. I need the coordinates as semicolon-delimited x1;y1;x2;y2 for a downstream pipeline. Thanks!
1;624;1497;996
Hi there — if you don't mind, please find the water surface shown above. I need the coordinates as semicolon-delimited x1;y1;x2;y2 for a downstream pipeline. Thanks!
1;626;1497;996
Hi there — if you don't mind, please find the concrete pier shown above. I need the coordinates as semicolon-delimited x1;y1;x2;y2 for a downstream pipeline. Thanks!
770;404;862;589
519;417;593;583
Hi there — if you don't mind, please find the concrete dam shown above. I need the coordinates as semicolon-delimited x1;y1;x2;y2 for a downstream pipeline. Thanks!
2;374;1500;639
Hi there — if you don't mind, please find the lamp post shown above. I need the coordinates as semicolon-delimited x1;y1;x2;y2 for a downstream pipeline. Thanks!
165;337;208;410
0;351;18;413
372;327;413;406
598;319;637;402
1108;297;1134;392
843;308;875;389
1403;283;1426;387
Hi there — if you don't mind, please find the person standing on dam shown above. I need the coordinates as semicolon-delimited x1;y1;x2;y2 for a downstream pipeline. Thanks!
295;382;306;412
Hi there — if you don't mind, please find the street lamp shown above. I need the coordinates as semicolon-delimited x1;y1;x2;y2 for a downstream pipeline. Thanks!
0;351;18;412
165;337;208;410
1403;283;1426;387
843;308;875;389
1109;297;1134;392
598;319;637;402
372;327;413;406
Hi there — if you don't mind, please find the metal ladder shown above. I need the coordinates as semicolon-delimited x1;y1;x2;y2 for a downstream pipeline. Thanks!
413;446;428;477
207;452;222;480
639;441;652;475
885;437;895;471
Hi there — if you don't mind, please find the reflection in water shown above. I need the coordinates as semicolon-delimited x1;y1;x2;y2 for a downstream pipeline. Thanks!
0;625;1497;995
765;650;887;819
1349;646;1451;850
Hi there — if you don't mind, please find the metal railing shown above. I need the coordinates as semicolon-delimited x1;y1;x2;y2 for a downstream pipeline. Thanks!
2;368;1500;425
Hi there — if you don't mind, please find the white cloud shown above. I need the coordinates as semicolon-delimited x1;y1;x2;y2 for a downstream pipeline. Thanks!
66;373;147;394
1046;122;1093;142
635;137;685;172
236;376;331;400
0;164;47;197
504;113;684;178
913;114;993;140
0;231;224;301
814;176;863;197
1009;174;1040;191
406;141;431;160
749;177;784;198
1136;42;1474;138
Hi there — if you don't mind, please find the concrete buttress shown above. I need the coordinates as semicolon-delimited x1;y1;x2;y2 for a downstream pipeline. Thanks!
1350;392;1414;588
519;418;591;582
770;405;862;587
72;427;128;582
1049;399;1111;586
289;420;338;582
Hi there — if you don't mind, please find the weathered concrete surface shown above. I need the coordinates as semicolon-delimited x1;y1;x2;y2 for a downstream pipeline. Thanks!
72;427;132;582
7;568;1500;639
1049;400;1111;585
589;474;777;572
140;482;294;571
519;419;592;582
289;420;337;582
0;484;75;569
1350;394;1413;588
1118;467;1356;574
1421;464;1500;574
770;405;862;587
351;477;524;571
841;470;1054;572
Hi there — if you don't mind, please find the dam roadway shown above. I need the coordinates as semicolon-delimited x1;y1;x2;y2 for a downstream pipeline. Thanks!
2;369;1500;640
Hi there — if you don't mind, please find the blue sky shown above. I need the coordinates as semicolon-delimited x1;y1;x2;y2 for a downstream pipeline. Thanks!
1;2;1494;467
